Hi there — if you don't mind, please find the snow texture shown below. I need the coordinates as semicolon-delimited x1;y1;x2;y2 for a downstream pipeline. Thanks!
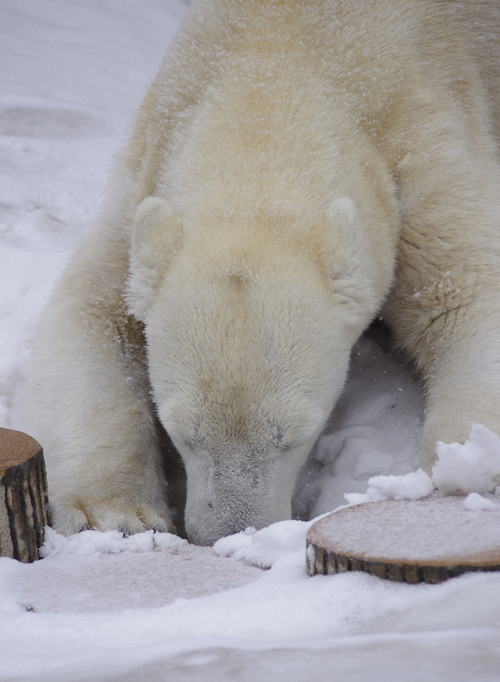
344;468;433;505
464;493;498;512
1;2;500;680
342;424;500;507
432;423;500;495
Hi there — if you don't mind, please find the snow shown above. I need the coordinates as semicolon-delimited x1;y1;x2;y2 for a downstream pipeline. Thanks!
432;423;500;496
1;1;500;680
213;520;309;569
8;527;261;614
300;329;424;518
464;493;498;512
344;468;433;505
342;424;500;506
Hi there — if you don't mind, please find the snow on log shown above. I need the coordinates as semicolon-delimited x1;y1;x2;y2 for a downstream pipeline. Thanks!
0;428;48;562
307;496;500;584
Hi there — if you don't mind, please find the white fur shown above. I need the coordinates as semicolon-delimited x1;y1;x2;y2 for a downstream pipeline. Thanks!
30;0;500;543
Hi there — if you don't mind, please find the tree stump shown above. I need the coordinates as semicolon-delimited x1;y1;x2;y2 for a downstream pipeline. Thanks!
0;428;48;562
307;496;500;584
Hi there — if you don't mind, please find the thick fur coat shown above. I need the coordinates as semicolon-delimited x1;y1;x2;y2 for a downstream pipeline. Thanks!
30;0;500;544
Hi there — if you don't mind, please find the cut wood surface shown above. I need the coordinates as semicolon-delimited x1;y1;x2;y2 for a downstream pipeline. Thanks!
307;496;500;584
0;427;48;562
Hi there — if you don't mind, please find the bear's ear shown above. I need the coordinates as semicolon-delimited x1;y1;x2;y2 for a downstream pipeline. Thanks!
320;197;362;298
126;197;183;322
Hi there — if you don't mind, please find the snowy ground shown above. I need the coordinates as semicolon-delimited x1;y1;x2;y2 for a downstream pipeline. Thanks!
1;2;500;680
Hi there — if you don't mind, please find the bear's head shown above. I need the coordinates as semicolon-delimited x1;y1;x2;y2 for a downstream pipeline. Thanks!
127;196;370;545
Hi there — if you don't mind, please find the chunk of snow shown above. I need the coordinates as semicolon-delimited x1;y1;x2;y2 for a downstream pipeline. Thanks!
344;468;433;505
39;526;186;560
214;519;310;569
463;493;497;512
432;424;500;495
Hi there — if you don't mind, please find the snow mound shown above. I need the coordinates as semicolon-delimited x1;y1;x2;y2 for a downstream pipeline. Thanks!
432;424;500;495
344;468;433;505
213;520;310;569
343;425;500;507
39;526;186;559
463;492;498;512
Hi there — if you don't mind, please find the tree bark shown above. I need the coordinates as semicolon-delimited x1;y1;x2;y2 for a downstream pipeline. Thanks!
0;428;49;562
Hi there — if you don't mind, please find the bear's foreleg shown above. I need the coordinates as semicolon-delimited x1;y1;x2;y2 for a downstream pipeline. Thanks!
417;303;500;472
384;127;500;472
30;234;174;536
386;219;500;472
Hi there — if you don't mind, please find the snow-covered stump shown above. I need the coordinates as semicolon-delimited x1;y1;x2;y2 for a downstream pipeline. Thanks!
307;497;500;584
0;428;48;562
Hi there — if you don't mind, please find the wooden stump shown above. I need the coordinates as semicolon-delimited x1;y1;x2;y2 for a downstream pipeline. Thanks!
307;496;500;584
0;428;48;562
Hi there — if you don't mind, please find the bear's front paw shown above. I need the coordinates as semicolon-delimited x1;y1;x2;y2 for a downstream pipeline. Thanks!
50;497;175;536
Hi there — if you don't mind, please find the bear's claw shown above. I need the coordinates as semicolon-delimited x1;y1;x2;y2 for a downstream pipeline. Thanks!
49;498;175;537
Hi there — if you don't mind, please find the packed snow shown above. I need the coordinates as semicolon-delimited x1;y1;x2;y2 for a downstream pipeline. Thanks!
344;468;434;505
2;2;500;680
463;492;498;512
342;427;500;507
433;423;500;496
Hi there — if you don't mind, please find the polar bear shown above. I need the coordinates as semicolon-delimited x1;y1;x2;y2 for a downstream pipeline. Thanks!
30;0;500;544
